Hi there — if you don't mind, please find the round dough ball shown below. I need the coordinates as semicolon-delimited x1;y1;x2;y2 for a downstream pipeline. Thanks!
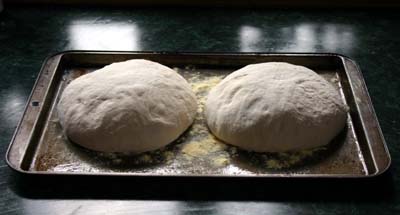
57;59;197;153
205;62;348;152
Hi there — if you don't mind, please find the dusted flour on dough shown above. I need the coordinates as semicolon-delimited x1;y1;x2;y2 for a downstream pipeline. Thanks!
205;62;348;152
57;59;197;153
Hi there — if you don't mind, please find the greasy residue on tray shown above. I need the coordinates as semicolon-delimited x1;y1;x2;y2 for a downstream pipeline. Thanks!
32;66;366;175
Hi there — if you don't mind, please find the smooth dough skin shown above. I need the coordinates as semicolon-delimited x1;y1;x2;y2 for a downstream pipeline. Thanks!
57;59;197;153
205;62;348;152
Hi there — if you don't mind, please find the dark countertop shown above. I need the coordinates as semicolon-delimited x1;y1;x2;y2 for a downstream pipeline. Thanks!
1;6;400;214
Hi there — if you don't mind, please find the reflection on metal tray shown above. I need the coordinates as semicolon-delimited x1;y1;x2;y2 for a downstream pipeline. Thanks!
6;51;391;178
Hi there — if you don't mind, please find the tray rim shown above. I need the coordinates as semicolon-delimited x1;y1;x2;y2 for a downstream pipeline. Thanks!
5;50;391;178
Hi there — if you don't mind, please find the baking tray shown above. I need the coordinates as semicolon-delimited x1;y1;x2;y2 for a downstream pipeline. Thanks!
6;51;391;178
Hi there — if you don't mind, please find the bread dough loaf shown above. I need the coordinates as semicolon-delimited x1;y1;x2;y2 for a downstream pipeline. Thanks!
205;62;348;152
57;59;197;153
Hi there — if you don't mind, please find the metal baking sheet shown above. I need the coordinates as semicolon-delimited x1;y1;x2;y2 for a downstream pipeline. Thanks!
6;51;391;178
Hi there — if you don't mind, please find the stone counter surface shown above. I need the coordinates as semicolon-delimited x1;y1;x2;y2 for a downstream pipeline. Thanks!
0;6;399;214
